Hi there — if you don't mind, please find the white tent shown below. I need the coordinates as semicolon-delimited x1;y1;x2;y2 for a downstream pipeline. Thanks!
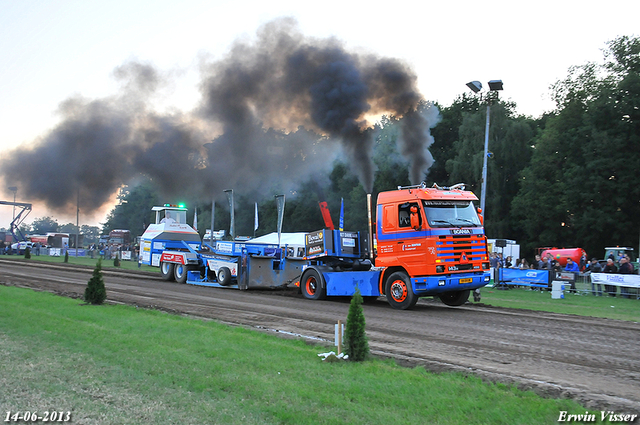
250;232;307;258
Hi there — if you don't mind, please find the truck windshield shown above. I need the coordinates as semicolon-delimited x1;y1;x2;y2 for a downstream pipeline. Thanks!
422;200;481;227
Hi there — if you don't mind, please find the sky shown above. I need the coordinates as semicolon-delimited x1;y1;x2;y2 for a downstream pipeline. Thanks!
0;0;638;230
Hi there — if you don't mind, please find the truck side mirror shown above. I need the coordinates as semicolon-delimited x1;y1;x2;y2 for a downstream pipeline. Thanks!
410;206;420;230
477;207;484;225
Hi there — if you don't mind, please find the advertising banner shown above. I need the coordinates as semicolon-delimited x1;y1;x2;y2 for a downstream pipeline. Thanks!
498;268;550;286
591;273;640;288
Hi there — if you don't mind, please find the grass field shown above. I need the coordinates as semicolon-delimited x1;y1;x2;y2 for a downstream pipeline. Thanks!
479;285;640;322
0;285;589;425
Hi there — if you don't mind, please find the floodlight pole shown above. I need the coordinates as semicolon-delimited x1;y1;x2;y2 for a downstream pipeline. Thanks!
466;80;503;217
480;102;491;214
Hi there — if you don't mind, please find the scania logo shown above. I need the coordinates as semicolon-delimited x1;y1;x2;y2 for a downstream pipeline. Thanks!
451;229;471;234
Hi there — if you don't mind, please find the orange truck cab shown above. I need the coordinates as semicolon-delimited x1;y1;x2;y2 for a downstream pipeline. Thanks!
374;183;490;308
299;183;491;310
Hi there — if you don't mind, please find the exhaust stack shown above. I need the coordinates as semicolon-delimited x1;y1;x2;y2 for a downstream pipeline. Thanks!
367;193;374;263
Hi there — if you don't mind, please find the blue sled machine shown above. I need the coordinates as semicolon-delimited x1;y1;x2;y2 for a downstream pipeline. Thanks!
139;205;306;288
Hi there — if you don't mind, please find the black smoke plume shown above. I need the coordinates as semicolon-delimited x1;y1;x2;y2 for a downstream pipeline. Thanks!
0;18;438;215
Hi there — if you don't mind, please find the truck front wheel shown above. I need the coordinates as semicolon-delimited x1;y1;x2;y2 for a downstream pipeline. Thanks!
301;269;326;300
439;290;470;306
160;262;175;281
385;272;418;310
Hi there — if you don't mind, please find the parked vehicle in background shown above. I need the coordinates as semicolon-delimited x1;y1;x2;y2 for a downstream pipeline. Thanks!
538;247;587;268
10;241;32;254
603;247;638;271
108;229;131;249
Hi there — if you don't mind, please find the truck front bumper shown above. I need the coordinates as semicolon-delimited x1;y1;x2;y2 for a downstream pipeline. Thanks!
411;272;490;296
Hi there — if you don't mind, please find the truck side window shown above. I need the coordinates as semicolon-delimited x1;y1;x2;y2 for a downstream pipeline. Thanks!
383;205;396;231
398;203;422;229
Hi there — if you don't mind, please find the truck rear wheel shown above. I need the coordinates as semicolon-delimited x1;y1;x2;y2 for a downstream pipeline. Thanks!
301;269;326;300
217;267;232;286
174;264;188;283
439;289;470;306
160;262;175;281
385;271;418;310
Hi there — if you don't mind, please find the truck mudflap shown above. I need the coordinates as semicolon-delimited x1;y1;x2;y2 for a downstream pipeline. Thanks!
322;270;383;297
411;272;490;296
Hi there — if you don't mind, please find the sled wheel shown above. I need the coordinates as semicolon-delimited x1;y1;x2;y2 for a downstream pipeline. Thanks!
217;266;232;286
174;263;188;283
160;262;175;281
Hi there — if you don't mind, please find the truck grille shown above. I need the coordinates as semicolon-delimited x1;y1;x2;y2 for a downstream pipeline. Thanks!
436;234;487;264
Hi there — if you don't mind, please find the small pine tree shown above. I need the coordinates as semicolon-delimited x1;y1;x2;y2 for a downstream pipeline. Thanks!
64;250;69;263
84;259;107;305
113;252;120;267
24;246;31;259
344;288;369;361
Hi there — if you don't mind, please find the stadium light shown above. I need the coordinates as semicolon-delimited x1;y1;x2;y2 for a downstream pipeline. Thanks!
465;80;504;216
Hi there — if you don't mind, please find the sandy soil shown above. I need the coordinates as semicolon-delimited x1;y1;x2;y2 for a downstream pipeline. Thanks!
2;258;639;412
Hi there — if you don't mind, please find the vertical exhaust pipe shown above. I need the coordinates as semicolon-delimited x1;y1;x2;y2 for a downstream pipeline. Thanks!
367;193;374;263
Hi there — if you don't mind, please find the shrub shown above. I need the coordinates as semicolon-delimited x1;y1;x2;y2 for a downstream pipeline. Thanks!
84;259;107;305
24;247;31;259
64;250;69;263
344;288;369;361
113;252;121;267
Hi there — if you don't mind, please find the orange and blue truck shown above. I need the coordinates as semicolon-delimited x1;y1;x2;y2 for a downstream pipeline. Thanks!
298;183;491;309
140;183;491;310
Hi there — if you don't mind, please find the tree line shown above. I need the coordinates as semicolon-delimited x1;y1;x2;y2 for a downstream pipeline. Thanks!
92;35;640;261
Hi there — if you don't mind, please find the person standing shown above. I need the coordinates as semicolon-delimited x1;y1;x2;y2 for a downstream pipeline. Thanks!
534;254;544;269
546;253;557;271
603;258;618;297
490;252;499;269
586;258;603;296
618;256;634;299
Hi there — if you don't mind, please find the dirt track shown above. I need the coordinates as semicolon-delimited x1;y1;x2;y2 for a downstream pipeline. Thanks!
1;258;639;412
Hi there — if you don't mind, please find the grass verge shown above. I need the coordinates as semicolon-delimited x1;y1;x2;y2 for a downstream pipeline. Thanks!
0;285;585;425
1;253;158;273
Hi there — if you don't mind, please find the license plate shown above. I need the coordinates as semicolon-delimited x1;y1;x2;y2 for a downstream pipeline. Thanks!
459;278;472;284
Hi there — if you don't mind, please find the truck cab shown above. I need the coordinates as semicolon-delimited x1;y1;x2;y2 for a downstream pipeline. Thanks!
375;183;490;308
298;183;491;310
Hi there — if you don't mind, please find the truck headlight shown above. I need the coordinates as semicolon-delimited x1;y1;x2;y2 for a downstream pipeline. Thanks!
438;280;446;286
484;275;490;282
436;265;444;273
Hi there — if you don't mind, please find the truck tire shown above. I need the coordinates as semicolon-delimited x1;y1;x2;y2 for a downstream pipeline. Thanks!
385;271;418;310
439;289;470;307
160;262;175;281
301;269;326;300
174;263;188;283
217;267;232;286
